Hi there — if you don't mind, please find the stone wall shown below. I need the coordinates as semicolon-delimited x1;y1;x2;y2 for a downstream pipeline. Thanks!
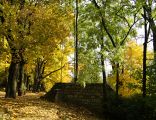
42;83;114;115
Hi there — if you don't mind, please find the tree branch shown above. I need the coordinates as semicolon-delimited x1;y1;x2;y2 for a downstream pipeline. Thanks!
91;0;116;47
42;65;65;79
147;24;151;40
115;14;131;27
120;14;141;45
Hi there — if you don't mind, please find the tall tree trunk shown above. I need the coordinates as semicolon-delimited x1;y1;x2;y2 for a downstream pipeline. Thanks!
142;6;149;97
74;0;78;82
5;61;19;98
16;0;26;96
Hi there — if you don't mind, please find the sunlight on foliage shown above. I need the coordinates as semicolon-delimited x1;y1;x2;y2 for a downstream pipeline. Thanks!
108;41;153;96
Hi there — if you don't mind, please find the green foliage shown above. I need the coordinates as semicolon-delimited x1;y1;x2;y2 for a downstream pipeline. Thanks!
76;2;106;84
103;93;156;120
147;62;156;94
78;51;102;84
76;0;139;86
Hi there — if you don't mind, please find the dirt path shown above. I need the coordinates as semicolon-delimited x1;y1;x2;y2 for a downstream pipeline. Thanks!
0;92;102;120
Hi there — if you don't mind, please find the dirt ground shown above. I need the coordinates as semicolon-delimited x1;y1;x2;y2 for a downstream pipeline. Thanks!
0;91;102;120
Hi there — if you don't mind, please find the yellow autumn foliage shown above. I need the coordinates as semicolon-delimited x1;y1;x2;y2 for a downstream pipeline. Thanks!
0;1;74;92
108;41;153;96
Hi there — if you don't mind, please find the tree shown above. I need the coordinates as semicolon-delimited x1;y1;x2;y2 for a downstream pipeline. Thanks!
132;0;154;97
91;0;139;97
0;0;73;98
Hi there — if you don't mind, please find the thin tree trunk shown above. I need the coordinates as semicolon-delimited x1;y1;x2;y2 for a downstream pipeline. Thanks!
33;59;40;92
101;52;107;96
152;30;156;60
33;58;45;92
26;75;30;90
74;0;78;82
116;63;119;97
142;6;148;97
100;24;107;99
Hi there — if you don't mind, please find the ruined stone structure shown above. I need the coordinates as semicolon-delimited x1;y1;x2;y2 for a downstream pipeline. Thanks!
42;83;114;115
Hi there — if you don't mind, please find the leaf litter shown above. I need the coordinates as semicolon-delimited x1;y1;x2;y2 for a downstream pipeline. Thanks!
0;92;102;120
